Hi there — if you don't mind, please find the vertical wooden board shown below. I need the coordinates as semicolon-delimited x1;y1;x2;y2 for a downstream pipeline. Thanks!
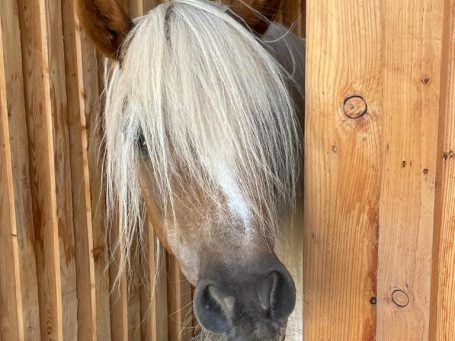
61;0;98;340
0;0;41;339
167;255;193;341
128;278;142;341
127;238;142;341
304;0;382;339
141;0;160;13
41;0;79;339
16;0;64;338
276;211;304;341
140;221;168;341
280;0;303;36
109;213;129;341
0;13;23;341
377;0;444;339
78;18;113;341
109;263;128;341
430;0;455;339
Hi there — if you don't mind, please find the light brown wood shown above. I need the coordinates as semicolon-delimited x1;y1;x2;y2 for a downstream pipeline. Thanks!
62;0;99;339
0;12;24;341
377;0;444;338
109;213;129;341
77;15;114;341
304;0;381;339
41;0;79;339
0;0;41;340
167;255;193;341
140;222;169;341
16;0;65;338
430;0;455;339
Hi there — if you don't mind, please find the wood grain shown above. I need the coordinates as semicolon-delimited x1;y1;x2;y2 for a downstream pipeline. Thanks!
41;0;79;339
304;0;382;339
80;22;114;341
377;0;444;338
140;221;169;341
430;0;455;339
16;0;65;338
62;0;99;339
0;10;23;340
167;255;193;341
0;0;41;339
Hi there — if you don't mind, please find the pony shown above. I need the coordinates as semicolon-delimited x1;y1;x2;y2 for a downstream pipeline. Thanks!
77;0;305;339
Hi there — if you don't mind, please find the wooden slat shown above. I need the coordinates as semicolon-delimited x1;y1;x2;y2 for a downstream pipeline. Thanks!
276;212;304;341
128;276;142;341
304;0;382;338
61;0;99;340
41;0;79;339
16;0;65;338
78;19;113;341
377;0;444;339
0;11;23;341
280;0;303;36
430;0;455;339
0;0;41;340
109;213;129;341
140;221;168;341
167;255;193;341
141;0;160;13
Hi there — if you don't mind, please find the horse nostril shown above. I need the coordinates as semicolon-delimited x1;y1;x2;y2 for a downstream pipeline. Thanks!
258;270;296;322
193;281;233;334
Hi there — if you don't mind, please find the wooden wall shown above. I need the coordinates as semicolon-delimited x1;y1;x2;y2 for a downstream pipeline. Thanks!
0;1;304;340
304;0;455;340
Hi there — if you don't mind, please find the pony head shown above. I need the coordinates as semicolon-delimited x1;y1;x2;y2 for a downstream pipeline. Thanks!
78;0;304;339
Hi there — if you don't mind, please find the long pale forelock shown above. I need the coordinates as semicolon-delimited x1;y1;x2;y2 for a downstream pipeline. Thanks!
103;0;301;276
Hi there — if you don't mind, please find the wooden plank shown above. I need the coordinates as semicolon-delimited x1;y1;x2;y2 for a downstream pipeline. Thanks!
0;12;24;341
280;0;303;35
77;16;113;341
61;0;99;340
303;0;382;339
430;0;455;339
128;240;142;341
40;0;79;339
109;213;129;341
0;0;41;340
377;0;444;339
167;255;193;341
141;0;160;13
140;221;168;341
276;212;304;341
16;0;65;338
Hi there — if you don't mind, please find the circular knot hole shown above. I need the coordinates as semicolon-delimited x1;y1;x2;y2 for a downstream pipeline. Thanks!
391;289;409;307
343;95;368;119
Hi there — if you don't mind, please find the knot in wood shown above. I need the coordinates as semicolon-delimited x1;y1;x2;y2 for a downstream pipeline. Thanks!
391;289;409;307
343;95;368;119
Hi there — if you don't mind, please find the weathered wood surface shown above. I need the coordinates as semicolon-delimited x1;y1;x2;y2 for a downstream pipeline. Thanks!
305;0;454;340
431;0;455;339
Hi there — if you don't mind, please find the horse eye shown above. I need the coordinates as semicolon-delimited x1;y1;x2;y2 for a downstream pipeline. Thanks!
136;132;147;152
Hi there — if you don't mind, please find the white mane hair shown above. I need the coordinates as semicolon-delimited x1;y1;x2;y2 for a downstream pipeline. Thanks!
103;0;304;273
